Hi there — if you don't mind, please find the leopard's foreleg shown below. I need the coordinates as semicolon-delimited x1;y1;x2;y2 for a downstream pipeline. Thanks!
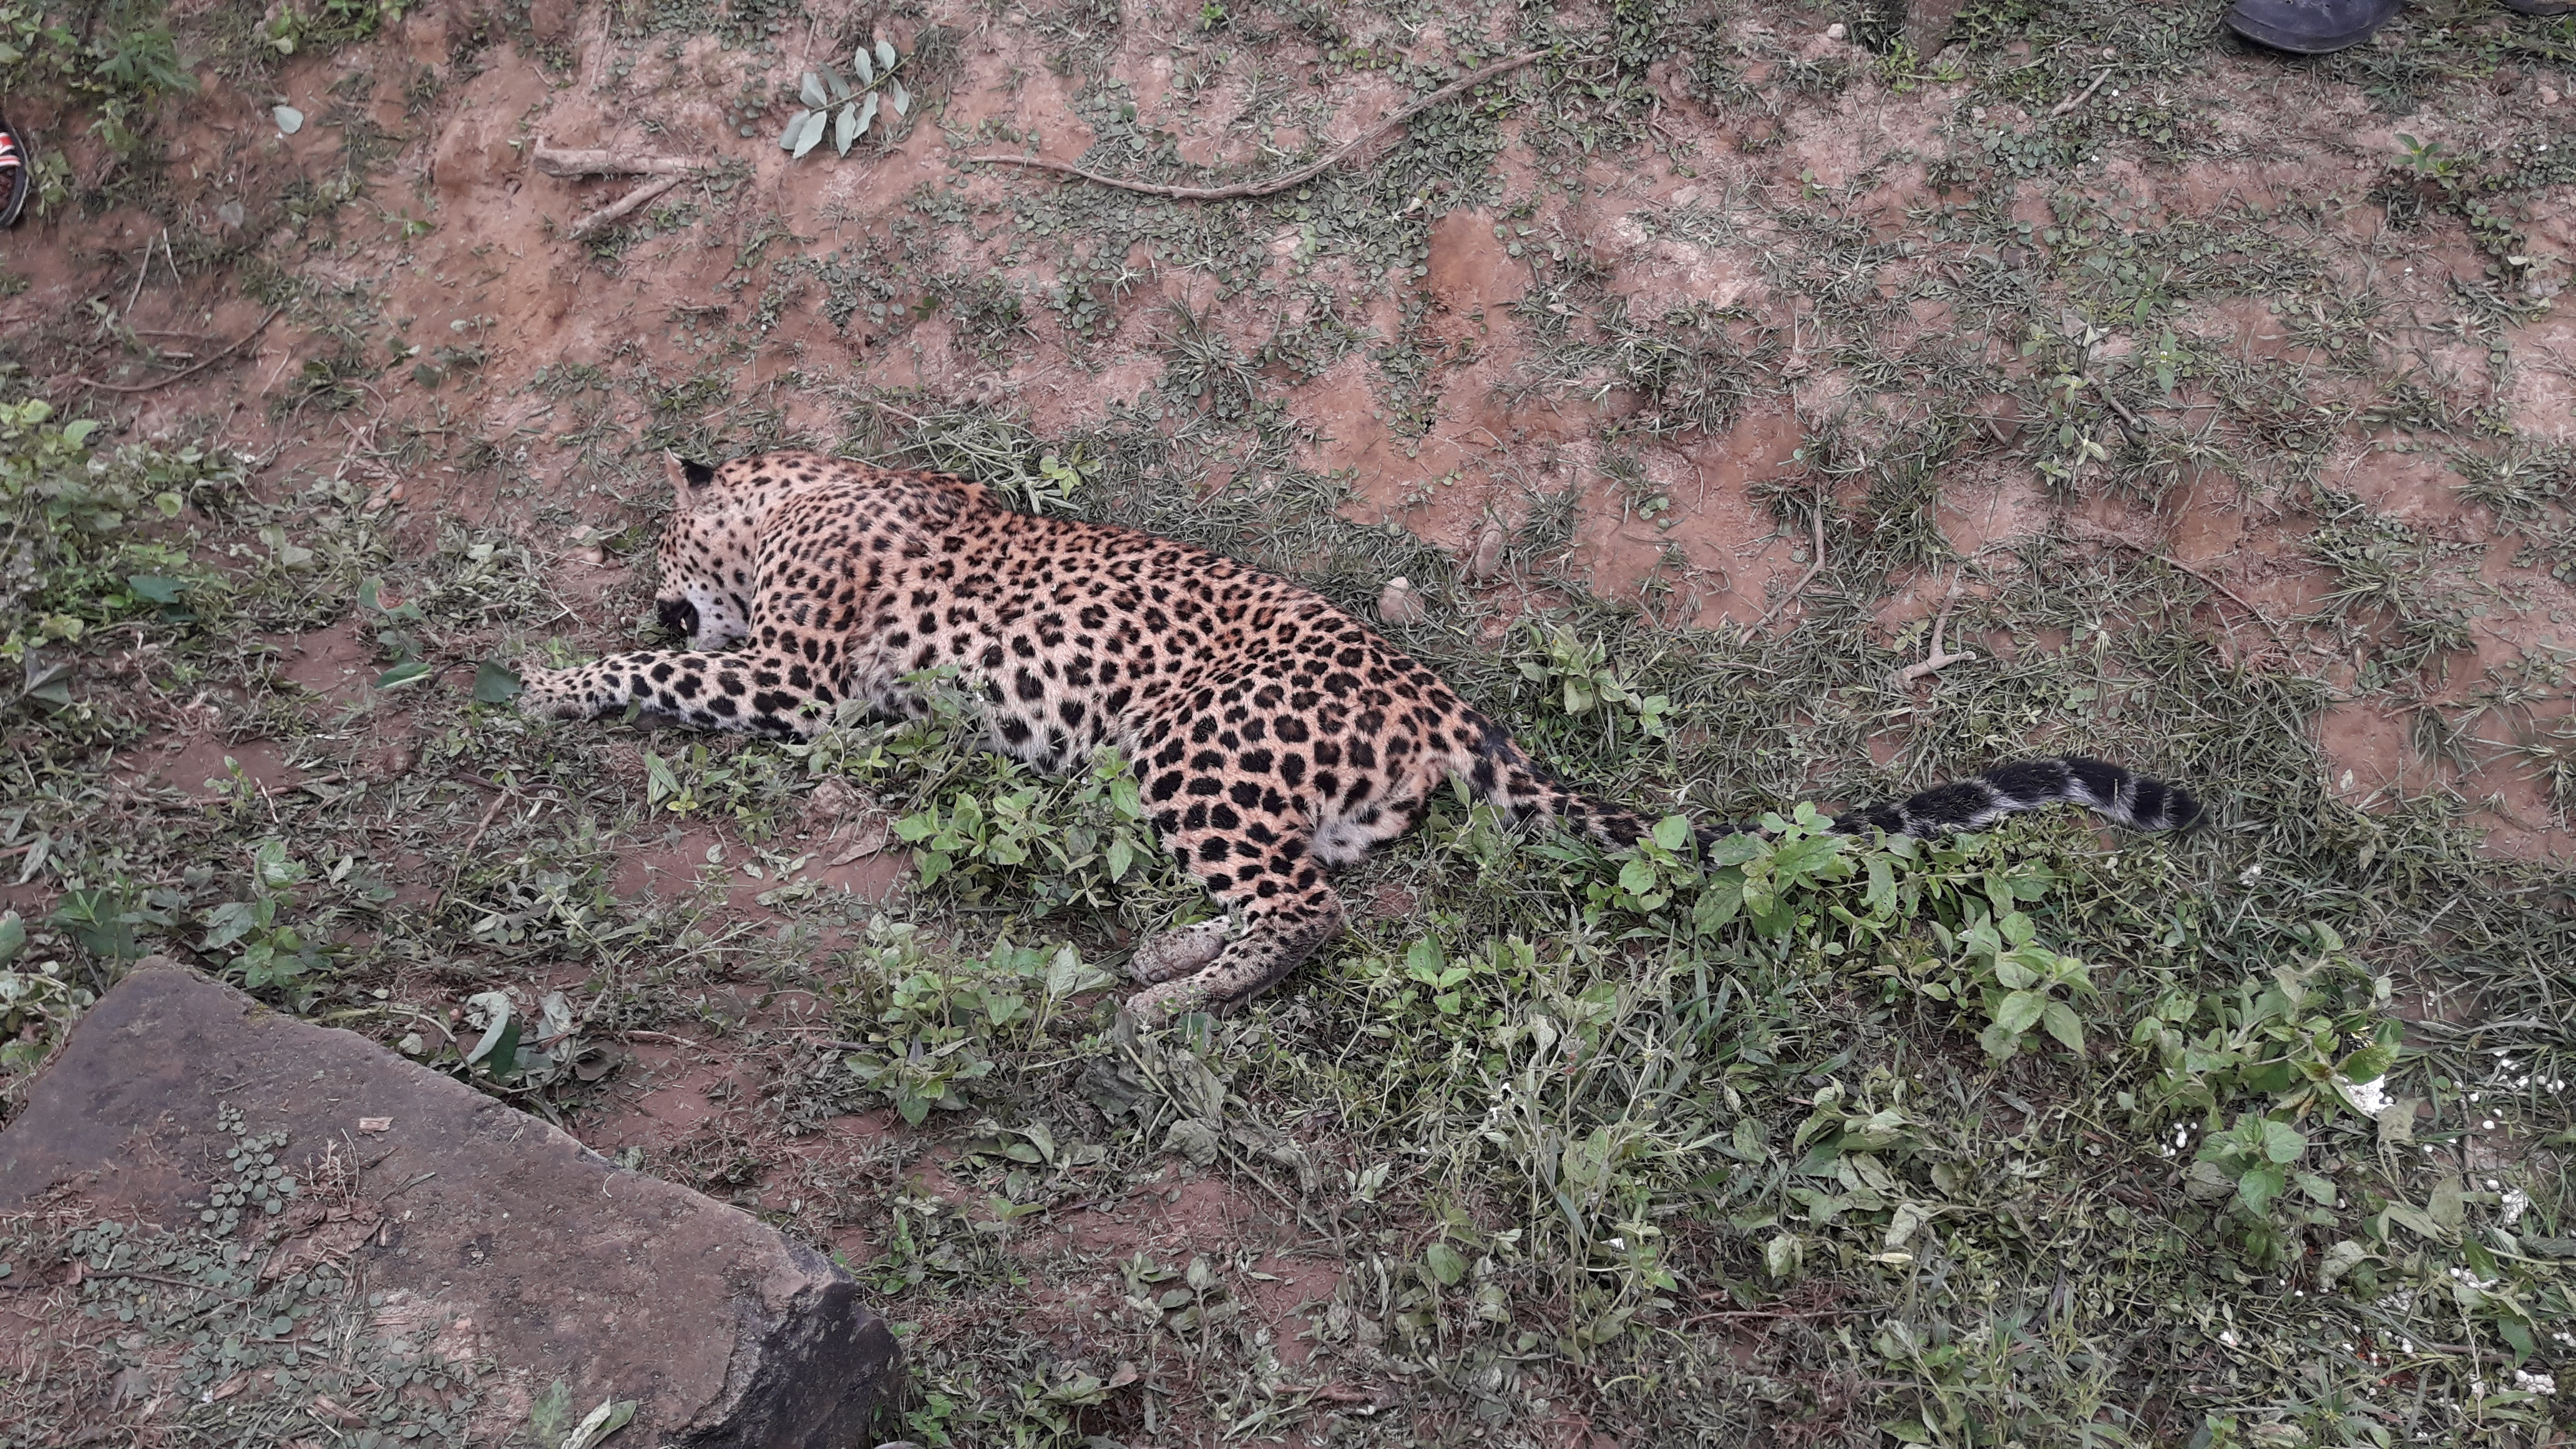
518;648;836;741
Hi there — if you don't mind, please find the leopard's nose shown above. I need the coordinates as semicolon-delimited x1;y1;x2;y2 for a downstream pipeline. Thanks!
657;598;701;640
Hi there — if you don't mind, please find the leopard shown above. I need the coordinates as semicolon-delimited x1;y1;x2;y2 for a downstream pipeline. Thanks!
519;451;2202;1023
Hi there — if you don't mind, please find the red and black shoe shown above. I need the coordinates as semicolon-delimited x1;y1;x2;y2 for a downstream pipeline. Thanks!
0;116;30;228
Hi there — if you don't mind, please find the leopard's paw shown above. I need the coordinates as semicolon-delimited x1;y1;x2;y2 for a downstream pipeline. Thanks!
1129;920;1229;985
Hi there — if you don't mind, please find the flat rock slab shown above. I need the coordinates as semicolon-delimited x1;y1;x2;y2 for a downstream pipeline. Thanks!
0;961;898;1447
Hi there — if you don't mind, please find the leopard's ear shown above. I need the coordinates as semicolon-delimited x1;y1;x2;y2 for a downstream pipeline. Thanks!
666;453;716;511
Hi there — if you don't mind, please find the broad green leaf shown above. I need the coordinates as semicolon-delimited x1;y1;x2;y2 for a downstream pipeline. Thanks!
876;37;896;72
1423;1242;1466;1286
2039;999;2084;1054
2384;1201;2442;1240
462;992;513;1064
2498;1318;2537;1365
1704;832;1764;867
2428;1175;2466;1234
472;660;522;703
778;109;810;150
1991;989;2046;1036
834;102;860;157
1864;855;1894;914
561;1398;637;1449
824;66;852;102
1651;814;1690;852
1405;937;1444;982
2235;1163;2285;1215
127;575;183;603
1976;1019;2021;1060
851;44;874;85
888;78;910;116
0;912;23;966
2259;1118;2307;1164
856;92;881;139
375;660;432;690
2336;1041;2398;1083
2317;1239;2369;1288
1764;1232;1801;1281
799;70;827;108
485;1017;522;1081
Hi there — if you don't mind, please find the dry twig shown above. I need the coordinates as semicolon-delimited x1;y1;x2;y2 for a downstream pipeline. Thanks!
1757;504;1830;628
1893;577;1979;688
2076;531;2293;655
567;173;685;242
71;308;284;394
969;50;1544;200
534;145;706;178
2050;68;2114;117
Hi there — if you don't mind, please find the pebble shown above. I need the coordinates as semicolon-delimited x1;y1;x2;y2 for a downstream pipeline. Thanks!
1464;521;1507;582
1824;22;1845;41
2544;85;2563;107
1377;577;1426;625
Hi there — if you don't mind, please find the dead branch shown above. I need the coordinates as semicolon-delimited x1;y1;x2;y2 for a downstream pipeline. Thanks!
1893;577;1979;688
567;173;685;242
968;49;1545;201
534;145;707;178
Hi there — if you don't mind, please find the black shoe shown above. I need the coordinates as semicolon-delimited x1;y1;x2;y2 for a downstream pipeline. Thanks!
0;116;27;228
2224;0;2406;55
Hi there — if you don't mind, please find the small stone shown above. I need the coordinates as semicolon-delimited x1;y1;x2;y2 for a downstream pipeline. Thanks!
2544;85;2563;107
1824;22;1846;41
1377;576;1426;625
1463;521;1508;582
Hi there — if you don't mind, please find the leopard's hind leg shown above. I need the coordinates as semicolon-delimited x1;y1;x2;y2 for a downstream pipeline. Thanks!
1123;815;1345;1023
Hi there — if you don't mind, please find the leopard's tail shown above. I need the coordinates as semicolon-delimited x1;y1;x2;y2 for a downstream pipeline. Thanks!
1455;714;2200;848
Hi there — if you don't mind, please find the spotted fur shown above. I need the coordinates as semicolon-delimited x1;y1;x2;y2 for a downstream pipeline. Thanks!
520;452;2201;1022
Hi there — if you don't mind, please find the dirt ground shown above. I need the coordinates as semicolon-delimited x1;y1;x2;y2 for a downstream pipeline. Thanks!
11;0;2576;1445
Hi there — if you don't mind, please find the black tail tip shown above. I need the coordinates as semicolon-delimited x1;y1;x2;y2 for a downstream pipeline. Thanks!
2124;772;2203;832
2155;781;2205;831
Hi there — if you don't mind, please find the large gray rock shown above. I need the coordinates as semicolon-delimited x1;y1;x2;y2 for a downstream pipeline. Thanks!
0;960;898;1447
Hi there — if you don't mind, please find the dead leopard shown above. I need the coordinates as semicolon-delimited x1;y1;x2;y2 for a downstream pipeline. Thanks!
520;452;2200;1023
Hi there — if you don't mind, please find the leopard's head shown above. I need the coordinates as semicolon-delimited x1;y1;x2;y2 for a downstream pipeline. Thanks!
654;454;758;649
